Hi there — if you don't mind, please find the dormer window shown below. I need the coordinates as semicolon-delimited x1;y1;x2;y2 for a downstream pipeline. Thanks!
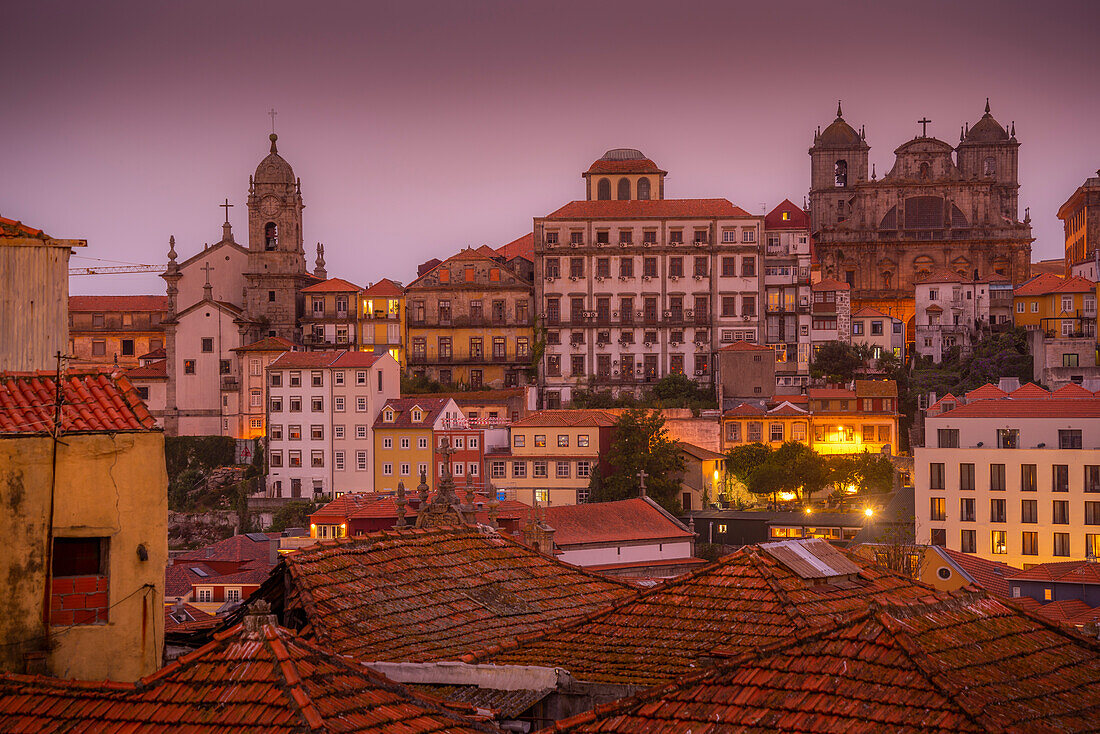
412;409;423;422
384;409;394;422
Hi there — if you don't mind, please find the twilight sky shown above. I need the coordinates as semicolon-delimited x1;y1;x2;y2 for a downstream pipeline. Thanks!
3;0;1098;296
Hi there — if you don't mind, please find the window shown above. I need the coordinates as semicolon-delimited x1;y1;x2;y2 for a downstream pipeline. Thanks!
990;499;1006;523
577;461;591;478
1087;466;1100;493
311;397;323;412
270;396;283;412
183;360;196;375
310;425;324;440
742;257;756;277
1053;464;1069;492
930;528;946;547
1053;500;1069;525
513;461;527;478
852;321;864;336
929;497;946;521
1016;301;1025;314
742;229;756;243
269;451;283;467
289;397;302;412
355;425;368;440
578;434;589;448
1022;532;1039;556
959;463;975;491
288;425;302;441
1021;464;1037;492
288;450;302;468
557;434;569;447
400;463;410;476
334;396;345;412
1087;501;1100;525
556;461;570;479
311;450;324;468
996;429;1018;449
990;464;1006;491
535;434;546;448
1059;429;1082;449
333;425;344;439
769;423;784;443
1021;499;1037;523
400;437;410;449
356;397;367;412
383;463;393;476
960;498;975;522
383;437;392;449
513;434;525;448
533;460;548;478
929;463;945;490
356;451;367;471
1089;534;1100;559
200;337;214;353
491;461;506;479
669;257;684;278
936;428;959;449
1053;532;1071;557
961;529;976;553
747;422;763;442
726;422;742;442
991;531;1007;555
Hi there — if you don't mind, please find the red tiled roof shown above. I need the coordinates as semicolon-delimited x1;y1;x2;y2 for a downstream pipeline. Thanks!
544;498;693;547
250;526;637;664
231;335;298;352
509;409;618;428
496;233;535;262
300;277;362;293
174;532;281;566
939;398;1100;419
1014;272;1066;296
811;277;850;291
165;562;218;598
915;268;969;284
1009;382;1050;399
138;346;166;360
767;402;809;416
855;379;899;398
361;277;405;297
717;341;772;352
0;616;496;733
585;158;664;174
964;384;1009;401
163;603;214;633
1030;599;1100;626
375;397;456;429
851;306;895;320
311;493;530;525
807;387;857;400
464;541;940;686
124;359;167;380
0;371;156;434
678;441;727;461
1009;560;1100;585
68;295;170;312
723;403;765;417
544;199;751;220
936;547;1021;599
268;351;343;369
0;215;45;238
1050;275;1096;294
551;593;1100;733
1054;383;1096;398
763;199;810;230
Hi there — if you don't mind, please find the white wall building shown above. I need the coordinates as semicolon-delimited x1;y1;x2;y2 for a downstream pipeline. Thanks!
917;390;1100;568
533;148;763;407
763;200;813;386
169;293;244;436
266;351;399;499
914;270;992;363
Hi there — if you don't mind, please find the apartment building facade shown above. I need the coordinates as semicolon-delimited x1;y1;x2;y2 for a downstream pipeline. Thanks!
372;397;463;495
360;278;405;368
534;148;763;408
763;200;813;385
1013;273;1096;337
405;248;534;390
68;295;169;369
809;279;851;356
914;271;993;363
300;278;361;351
265;351;400;498
1059;170;1100;280
917;392;1100;567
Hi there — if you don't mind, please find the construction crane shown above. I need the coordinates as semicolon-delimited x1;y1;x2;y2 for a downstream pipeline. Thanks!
69;264;166;276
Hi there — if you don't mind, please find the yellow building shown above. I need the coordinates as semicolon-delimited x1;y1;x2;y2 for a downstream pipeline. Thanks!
405;248;534;389
721;401;812;453
1012;273;1096;336
360;278;406;368
808;381;899;456
0;373;166;681
68;295;169;369
489;409;616;506
372;397;461;494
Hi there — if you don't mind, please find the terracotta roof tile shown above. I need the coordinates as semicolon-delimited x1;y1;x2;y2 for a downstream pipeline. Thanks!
811;277;851;291
544;199;751;220
851;306;896;319
509;409;618;428
723;403;765;417
68;295;170;312
0;215;46;238
964;384;1009;401
375;397;456;429
763;199;810;230
1009;560;1100;585
138;346;166;360
717;341;772;352
0;617;497;732
544;498;693;547
0;371;156;434
251;526;636;664
165;562;218;598
1053;383;1096;399
268;351;343;369
936;547;1021;599
940;398;1100;419
1049;275;1096;294
300;277;362;293
1009;381;1050;398
174;532;281;566
1014;272;1067;296
163;603;214;634
496;233;535;262
231;335;299;352
361;277;405;297
1030;599;1100;626
585;158;664;174
124;359;167;380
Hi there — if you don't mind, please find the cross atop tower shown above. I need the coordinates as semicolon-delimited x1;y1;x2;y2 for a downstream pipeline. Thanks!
918;117;932;137
219;198;233;224
268;108;278;134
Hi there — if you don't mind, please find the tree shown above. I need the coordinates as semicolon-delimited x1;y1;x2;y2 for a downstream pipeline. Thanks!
810;341;863;383
726;443;772;486
590;408;685;514
267;501;318;532
827;451;895;498
726;442;829;506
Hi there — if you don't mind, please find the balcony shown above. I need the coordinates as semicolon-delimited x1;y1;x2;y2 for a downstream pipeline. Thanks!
303;335;355;347
407;354;529;366
363;310;400;321
220;377;239;392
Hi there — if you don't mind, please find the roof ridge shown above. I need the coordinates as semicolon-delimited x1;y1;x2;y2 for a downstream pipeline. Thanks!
751;547;815;630
265;626;326;730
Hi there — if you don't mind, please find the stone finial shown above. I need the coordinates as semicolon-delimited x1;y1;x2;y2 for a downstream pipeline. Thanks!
223;221;234;243
984;97;990;115
1010;121;1016;138
242;599;277;638
836;99;843;119
464;472;475;510
417;467;429;505
487;483;499;530
269;133;279;154
395;480;407;528
871;163;877;181
167;235;177;263
314;243;327;280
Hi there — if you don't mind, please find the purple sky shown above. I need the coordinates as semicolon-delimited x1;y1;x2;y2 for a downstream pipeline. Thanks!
3;0;1098;296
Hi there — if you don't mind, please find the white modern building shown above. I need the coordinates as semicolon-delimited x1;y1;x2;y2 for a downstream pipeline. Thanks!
533;148;763;407
914;270;993;363
265;350;399;498
917;386;1100;567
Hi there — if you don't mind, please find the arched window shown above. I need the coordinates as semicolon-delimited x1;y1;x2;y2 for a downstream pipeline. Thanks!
617;178;631;200
264;222;278;250
596;178;611;200
983;157;996;176
637;177;651;200
834;160;848;187
904;196;946;229
919;162;930;180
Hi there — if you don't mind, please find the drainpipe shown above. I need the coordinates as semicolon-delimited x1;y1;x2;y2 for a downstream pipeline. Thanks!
41;352;65;652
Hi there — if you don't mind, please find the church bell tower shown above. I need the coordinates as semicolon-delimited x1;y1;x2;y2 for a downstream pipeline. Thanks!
244;133;312;341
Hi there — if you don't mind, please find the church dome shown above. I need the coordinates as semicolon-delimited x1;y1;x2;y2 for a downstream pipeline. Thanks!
814;102;864;149
586;148;664;174
963;100;1010;144
601;148;647;161
254;134;296;184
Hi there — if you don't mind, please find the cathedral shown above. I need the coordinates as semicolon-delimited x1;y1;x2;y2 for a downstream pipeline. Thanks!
808;101;1033;337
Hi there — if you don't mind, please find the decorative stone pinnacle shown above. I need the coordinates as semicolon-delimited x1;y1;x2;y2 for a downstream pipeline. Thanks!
269;133;278;154
985;97;991;115
836;99;843;118
395;480;407;528
167;235;177;262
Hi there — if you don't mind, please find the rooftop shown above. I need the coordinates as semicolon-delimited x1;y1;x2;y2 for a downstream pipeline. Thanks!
68;295;171;312
509;409;618;428
375;397;455;429
763;199;810;230
0;371;157;434
811;277;851;291
935;547;1021;599
937;397;1100;420
300;276;362;293
544;198;750;220
584;148;665;175
495;233;535;262
361;277;405;297
544;498;693;547
1009;560;1100;586
249;526;636;664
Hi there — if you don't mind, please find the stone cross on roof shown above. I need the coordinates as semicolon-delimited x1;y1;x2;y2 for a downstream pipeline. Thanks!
918;117;932;137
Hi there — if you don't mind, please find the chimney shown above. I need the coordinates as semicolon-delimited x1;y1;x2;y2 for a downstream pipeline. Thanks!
242;600;278;639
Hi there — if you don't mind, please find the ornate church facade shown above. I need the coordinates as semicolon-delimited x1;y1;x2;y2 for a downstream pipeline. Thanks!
808;101;1033;339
